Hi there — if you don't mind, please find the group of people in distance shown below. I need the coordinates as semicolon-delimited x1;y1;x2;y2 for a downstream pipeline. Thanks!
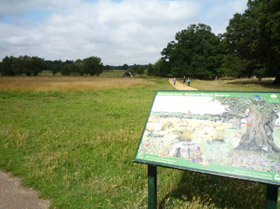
173;76;190;87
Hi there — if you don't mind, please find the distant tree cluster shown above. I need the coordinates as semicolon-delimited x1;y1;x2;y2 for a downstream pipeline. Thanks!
0;56;46;76
58;56;104;76
0;56;105;76
148;0;280;83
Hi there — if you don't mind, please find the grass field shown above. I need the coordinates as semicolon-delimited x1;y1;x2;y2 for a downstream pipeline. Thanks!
0;77;151;92
190;77;280;91
0;74;279;208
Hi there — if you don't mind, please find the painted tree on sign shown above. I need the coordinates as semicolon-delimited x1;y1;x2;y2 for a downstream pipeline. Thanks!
214;96;280;153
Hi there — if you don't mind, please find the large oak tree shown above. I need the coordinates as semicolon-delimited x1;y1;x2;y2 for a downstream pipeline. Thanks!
161;23;225;78
224;0;280;82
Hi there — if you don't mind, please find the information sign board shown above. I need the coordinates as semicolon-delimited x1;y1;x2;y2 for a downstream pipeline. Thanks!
134;90;280;186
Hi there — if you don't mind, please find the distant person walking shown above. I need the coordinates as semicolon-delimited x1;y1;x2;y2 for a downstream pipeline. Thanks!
183;76;186;87
173;77;176;85
187;77;190;86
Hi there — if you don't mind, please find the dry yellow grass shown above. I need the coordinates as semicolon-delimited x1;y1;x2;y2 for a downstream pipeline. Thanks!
0;77;151;92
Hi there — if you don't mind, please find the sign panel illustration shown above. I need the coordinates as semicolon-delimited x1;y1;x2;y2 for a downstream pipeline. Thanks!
134;91;280;185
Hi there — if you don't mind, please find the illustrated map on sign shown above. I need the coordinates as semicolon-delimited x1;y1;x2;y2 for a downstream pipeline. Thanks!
134;91;280;185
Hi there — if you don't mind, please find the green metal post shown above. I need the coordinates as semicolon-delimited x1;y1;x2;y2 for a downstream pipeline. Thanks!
148;165;157;209
266;184;278;209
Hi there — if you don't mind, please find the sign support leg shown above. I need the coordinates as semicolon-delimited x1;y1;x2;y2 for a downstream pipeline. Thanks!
148;165;157;209
266;184;278;209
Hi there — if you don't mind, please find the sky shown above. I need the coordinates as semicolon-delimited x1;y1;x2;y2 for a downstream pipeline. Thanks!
0;0;247;65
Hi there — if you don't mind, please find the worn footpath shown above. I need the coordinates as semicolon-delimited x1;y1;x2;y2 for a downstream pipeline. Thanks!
169;78;197;90
0;171;50;209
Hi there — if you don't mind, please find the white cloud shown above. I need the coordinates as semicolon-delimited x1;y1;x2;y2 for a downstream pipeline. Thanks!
198;0;247;34
0;0;247;65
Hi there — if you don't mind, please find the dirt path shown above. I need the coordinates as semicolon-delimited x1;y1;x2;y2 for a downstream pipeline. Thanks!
169;78;197;90
0;170;50;209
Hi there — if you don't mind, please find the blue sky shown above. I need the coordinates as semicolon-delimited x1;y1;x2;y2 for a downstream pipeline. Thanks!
0;0;247;65
2;10;52;24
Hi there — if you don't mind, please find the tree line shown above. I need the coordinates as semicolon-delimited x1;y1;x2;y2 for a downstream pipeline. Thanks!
0;55;149;77
0;56;105;76
0;56;45;76
147;0;280;83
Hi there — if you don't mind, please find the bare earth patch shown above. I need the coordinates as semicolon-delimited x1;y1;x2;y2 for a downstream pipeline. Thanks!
0;171;50;209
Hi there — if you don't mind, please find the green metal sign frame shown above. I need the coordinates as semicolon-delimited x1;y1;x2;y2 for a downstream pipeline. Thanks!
134;90;280;208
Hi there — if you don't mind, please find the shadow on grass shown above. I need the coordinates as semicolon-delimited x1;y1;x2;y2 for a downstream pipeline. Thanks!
159;171;267;209
226;79;280;89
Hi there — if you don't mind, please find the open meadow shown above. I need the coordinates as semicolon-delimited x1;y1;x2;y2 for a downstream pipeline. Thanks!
0;73;279;208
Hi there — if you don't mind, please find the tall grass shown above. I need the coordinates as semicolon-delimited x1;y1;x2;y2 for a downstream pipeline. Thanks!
0;77;174;208
0;77;151;92
0;76;278;208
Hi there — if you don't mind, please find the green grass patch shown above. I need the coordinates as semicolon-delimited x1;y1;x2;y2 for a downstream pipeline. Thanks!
0;78;174;208
98;70;125;78
0;77;279;208
190;77;280;91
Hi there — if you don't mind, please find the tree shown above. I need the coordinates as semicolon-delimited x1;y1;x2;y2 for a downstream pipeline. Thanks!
1;56;16;76
122;64;129;71
214;96;280;153
224;13;258;78
22;56;32;76
12;56;24;75
84;56;104;76
161;23;225;78
51;60;63;76
123;67;136;78
74;59;85;76
247;0;280;83
225;0;280;82
222;54;250;78
30;56;45;76
61;63;73;76
147;64;154;76
152;59;170;77
0;55;45;76
136;66;144;77
104;65;112;71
